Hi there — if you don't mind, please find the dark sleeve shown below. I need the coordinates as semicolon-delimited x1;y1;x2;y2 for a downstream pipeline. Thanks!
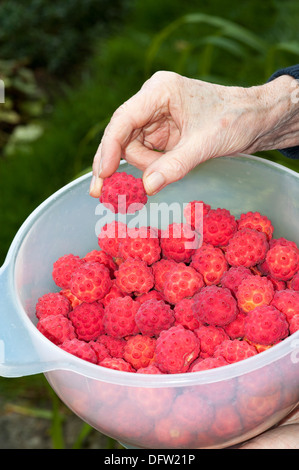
267;65;299;159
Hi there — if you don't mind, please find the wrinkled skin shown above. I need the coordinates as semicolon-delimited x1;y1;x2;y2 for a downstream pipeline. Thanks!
90;70;299;197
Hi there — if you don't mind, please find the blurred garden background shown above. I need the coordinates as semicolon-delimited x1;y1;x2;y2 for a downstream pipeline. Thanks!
0;0;299;449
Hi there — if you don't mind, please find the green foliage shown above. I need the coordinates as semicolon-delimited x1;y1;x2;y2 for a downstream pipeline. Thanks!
0;0;131;74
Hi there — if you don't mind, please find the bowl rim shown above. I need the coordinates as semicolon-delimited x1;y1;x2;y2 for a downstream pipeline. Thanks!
5;153;299;386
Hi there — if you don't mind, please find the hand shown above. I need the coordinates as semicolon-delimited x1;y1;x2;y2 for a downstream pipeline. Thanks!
237;406;299;449
90;70;299;197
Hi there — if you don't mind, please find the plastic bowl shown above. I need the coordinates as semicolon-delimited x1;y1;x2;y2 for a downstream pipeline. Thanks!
0;154;298;449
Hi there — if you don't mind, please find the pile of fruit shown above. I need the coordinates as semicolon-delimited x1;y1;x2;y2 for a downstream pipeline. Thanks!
35;172;299;374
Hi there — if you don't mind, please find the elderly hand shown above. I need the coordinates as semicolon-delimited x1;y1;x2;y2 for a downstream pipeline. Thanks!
90;70;299;197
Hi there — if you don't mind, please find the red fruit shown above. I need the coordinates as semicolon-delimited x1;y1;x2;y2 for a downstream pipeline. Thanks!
97;221;127;257
135;299;174;337
211;405;243;440
183;200;210;231
70;262;112;303
163;262;204;305
83;249;117;277
52;254;84;289
68;301;105;341
287;271;299;290
173;297;202;331
60;338;98;364
60;289;82;308
135;289;164;305
103;296;140;338
137;364;163;374
123;334;156;370
220;266;253;297
269;237;299;253
271;289;299;322
190;243;228;285
193;285;238;327
89;341;111;363
172;391;214;433
100;172;147;214
214;339;257;363
244;305;289;345
189;356;228;372
152;259;177;292
99;357;136;372
225;228;269;268
236;275;274;313
155;325;200;374
114;257;154;295
160;222;199;263
266;244;299;281
118;226;161;265
194;325;229;358
289;314;299;334
101;280;125;307
97;334;126;358
223;311;246;340
35;292;71;320
237;211;274;240
37;314;76;345
203;207;237;247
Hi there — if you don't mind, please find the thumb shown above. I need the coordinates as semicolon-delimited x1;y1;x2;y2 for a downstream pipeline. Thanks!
142;141;204;195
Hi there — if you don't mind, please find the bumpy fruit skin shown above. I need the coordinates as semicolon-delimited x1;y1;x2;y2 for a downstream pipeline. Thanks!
155;325;200;374
135;299;174;337
288;271;299;291
52;254;84;289
183;200;211;231
225;228;269;268
60;338;98;364
173;297;202;331
97;334;126;358
271;289;299;322
83;249;117;277
70;262;112;303
37;314;76;345
269;237;299;252
100;172;148;214
89;341;111;363
99;357;136;372
115;258;154;295
237;211;274;240
191;244;228;285
160;223;199;263
101;280;125;307
163;262;204;305
236;275;274;313
223;311;246;340
214;339;257;363
97;221;128;257
118;226;161;265
135;289;164;304
244;305;289;345
189;356;228;372
194;325;229;358
193;285;238;327
289;315;299;334
152;259;177;292
203;208;237;247
35;292;71;319
136;364;163;374
266;244;299;281
103;296;140;338
68;301;105;341
123;334;157;369
220;266;253;297
172;391;214;433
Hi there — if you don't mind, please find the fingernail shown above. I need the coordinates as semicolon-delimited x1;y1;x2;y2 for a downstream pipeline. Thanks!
89;175;103;197
144;171;165;195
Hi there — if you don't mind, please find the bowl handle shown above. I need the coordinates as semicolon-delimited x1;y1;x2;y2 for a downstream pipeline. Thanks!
0;263;64;377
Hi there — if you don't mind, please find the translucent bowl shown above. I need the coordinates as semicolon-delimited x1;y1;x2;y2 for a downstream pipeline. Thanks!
0;154;298;449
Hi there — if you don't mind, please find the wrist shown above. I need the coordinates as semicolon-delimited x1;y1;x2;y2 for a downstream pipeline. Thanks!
247;75;299;153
